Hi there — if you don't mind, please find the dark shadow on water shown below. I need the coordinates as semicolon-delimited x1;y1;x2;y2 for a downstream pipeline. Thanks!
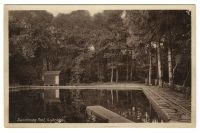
9;89;161;123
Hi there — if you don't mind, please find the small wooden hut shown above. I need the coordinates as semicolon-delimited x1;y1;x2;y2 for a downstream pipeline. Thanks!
43;71;61;86
43;71;61;103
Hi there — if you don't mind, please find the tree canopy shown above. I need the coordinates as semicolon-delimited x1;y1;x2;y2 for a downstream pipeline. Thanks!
9;10;191;87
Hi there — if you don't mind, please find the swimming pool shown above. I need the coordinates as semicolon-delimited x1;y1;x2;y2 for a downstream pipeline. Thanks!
9;89;161;123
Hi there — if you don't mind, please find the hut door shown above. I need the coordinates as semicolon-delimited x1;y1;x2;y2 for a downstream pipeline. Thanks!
55;75;59;85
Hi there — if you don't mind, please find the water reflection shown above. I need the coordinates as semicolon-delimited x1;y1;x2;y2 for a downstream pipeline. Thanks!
9;89;161;123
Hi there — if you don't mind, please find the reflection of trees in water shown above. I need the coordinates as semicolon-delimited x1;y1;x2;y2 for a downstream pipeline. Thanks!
98;90;159;123
9;90;45;122
9;89;161;123
59;89;160;123
53;89;86;122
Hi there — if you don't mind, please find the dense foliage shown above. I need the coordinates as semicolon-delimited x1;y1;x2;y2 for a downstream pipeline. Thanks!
9;10;191;87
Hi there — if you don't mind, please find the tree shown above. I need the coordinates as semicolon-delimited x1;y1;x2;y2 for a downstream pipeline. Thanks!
92;10;127;83
9;10;191;88
124;10;156;85
157;42;163;86
158;10;191;88
9;11;54;84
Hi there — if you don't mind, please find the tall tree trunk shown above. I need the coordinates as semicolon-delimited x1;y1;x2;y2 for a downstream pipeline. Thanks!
99;50;102;82
98;61;100;81
42;55;47;81
155;44;158;85
130;50;133;81
130;61;133;81
168;46;173;87
43;55;47;71
126;51;129;81
149;50;152;85
116;67;119;83
133;60;136;80
157;43;162;87
183;70;190;87
46;56;49;71
111;67;114;83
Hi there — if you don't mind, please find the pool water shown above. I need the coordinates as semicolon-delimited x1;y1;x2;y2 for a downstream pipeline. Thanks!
9;89;161;123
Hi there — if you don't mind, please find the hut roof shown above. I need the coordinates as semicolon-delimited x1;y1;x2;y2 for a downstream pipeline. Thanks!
44;71;61;75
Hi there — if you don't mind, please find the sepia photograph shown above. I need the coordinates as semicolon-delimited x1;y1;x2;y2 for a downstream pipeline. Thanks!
4;5;196;127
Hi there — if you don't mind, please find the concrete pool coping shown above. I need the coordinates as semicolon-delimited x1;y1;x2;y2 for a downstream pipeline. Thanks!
86;105;133;123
